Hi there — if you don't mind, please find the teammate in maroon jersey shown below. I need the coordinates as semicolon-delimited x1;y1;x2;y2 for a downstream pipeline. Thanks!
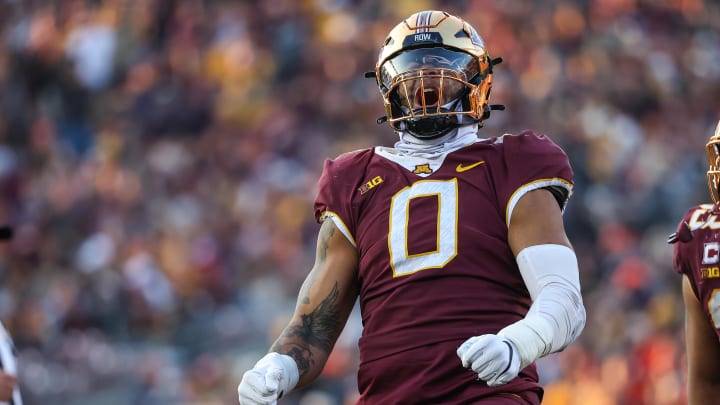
670;121;720;404
238;10;586;404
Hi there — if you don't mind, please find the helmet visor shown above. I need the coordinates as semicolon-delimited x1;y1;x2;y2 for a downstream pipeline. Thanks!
379;47;480;91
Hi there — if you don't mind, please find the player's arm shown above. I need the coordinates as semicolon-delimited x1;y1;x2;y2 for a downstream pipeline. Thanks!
506;187;571;250
503;187;585;364
458;188;585;385
238;219;359;404
683;275;720;404
271;218;359;386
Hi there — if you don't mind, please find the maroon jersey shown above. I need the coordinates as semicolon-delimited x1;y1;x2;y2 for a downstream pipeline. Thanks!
314;131;573;404
672;204;720;343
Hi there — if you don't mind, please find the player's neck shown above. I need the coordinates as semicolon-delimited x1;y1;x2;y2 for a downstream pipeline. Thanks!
393;124;479;158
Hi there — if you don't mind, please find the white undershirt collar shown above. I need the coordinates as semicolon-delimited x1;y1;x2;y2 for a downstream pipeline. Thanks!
392;124;481;159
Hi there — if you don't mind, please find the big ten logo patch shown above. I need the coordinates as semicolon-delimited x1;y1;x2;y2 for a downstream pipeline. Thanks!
702;266;720;279
703;242;720;264
358;176;383;195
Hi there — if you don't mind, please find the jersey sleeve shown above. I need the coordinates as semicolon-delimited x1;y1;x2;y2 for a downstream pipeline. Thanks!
494;131;574;227
313;149;372;247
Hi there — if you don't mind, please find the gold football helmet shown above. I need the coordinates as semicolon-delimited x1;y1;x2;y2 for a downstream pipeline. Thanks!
707;120;720;204
372;10;502;139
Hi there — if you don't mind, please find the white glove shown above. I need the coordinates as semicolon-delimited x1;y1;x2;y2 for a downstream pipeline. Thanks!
238;352;300;405
457;334;521;386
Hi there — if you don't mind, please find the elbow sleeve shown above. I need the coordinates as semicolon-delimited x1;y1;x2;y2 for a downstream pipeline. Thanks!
498;244;586;368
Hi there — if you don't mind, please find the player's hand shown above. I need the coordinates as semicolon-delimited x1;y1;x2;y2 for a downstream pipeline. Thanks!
457;334;521;386
238;352;299;405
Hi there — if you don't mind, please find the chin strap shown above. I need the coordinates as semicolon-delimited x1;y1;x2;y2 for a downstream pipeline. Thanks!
405;116;459;139
375;105;505;131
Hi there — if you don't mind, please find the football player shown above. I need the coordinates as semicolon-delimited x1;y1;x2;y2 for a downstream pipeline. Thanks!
238;10;586;404
670;121;720;404
0;227;20;405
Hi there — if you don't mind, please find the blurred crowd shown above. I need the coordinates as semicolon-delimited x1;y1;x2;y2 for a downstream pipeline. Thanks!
0;0;718;404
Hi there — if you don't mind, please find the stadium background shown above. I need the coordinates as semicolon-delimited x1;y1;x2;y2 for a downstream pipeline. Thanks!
0;0;718;403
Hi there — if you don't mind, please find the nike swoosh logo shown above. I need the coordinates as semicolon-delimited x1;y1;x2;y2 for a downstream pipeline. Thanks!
456;161;486;172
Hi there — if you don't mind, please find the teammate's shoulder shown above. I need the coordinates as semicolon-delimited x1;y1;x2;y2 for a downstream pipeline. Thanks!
681;203;715;219
668;203;716;244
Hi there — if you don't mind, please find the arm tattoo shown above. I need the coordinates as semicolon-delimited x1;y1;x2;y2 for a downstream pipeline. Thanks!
272;283;344;378
318;219;335;261
293;282;342;353
300;221;335;305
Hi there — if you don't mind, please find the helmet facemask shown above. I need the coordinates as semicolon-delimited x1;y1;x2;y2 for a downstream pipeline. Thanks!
379;47;485;139
707;124;720;204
